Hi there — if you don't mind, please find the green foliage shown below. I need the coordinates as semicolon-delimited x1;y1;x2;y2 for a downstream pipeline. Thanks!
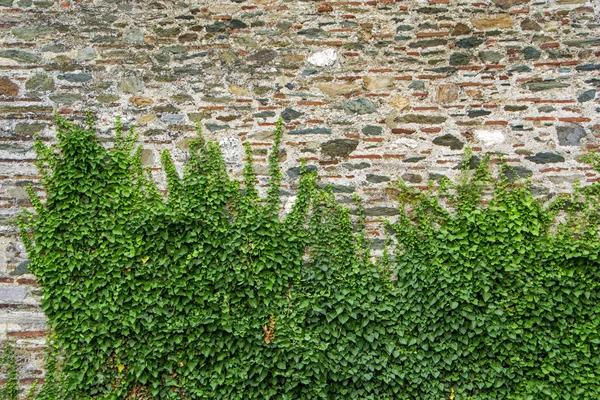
5;115;600;399
391;153;600;399
1;342;18;400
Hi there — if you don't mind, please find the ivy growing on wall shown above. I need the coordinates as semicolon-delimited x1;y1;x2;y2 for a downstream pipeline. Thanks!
2;115;600;399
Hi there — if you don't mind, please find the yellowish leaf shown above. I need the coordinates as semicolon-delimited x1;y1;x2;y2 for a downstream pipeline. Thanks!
141;256;149;264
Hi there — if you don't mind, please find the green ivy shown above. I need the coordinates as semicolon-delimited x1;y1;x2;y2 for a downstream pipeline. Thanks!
3;115;600;399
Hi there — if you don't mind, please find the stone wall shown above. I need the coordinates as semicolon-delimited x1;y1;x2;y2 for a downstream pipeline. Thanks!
0;0;599;385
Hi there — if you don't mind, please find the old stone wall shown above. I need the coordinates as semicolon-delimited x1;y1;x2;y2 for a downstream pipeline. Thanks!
0;0;599;384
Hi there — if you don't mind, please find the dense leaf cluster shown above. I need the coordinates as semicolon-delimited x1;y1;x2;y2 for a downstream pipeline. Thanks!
3;116;600;399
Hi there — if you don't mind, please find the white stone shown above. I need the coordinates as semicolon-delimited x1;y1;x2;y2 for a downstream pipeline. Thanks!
475;130;505;146
393;138;419;149
218;136;242;164
307;48;337;67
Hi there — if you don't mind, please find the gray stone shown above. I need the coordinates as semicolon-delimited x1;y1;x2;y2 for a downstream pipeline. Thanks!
0;50;41;63
556;125;586;146
248;49;277;64
523;80;569;91
75;47;96;62
432;134;464;150
57;73;93;83
123;28;144;44
450;52;470;66
366;174;390;183
408;39;447;48
14;123;46;137
564;38;600;48
119;74;144;94
525;152;565;164
205;123;229;131
364;207;399;216
49;93;84;104
408;80;425;89
287;164;318;178
508;65;532;73
492;0;529;8
523;46;541;60
317;183;355;193
362;125;383;135
467;109;492;118
297;28;330;38
502;166;532;182
417;7;446;13
396;25;414;32
34;1;54;8
163;114;184;124
161;45;187;54
577;89;596;103
403;156;426;163
0;287;27;304
155;27;181;37
344;98;378;115
456;37;484;49
479;51;503;63
505;105;528;112
96;94;119;103
0;0;14;6
12;26;53;40
9;261;30;276
321;139;359;158
576;64;600;71
402;173;423;183
395;114;447;124
288;127;331;135
253;111;276;118
342;162;370;170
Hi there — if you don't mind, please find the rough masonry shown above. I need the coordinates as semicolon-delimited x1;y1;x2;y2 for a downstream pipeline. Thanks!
0;0;599;384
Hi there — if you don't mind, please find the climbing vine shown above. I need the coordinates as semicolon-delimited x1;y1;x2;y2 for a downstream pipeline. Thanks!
2;115;600;399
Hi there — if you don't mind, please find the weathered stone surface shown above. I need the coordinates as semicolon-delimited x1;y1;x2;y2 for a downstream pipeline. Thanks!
408;39;447;48
75;47;97;62
432;134;464;149
435;84;460;104
321;139;358;158
479;51;503;63
0;50;41;63
525;152;565;163
248;49;277;65
280;108;303;121
524;80;570;91
452;23;471;36
366;174;390;183
502;166;532;182
523;46;541;60
316;82;361;98
0;287;27;304
344;98;378;115
14;123;46;138
58;73;93;83
408;80;425;89
307;48;336;67
288;127;332;135
49;93;84;104
556;125;586;146
521;18;542;31
96;94;119;103
456;37;484;49
287;164;318;178
468;109;492;118
123;28;144;44
12;26;53;40
0;78;19;96
471;15;514;30
577;89;596;103
492;0;529;8
362;125;383;135
402;173;423;184
119;74;144;94
395;114;447;124
363;76;394;91
450;52;471;66
387;96;409;110
475;130;505;146
576;64;600;71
